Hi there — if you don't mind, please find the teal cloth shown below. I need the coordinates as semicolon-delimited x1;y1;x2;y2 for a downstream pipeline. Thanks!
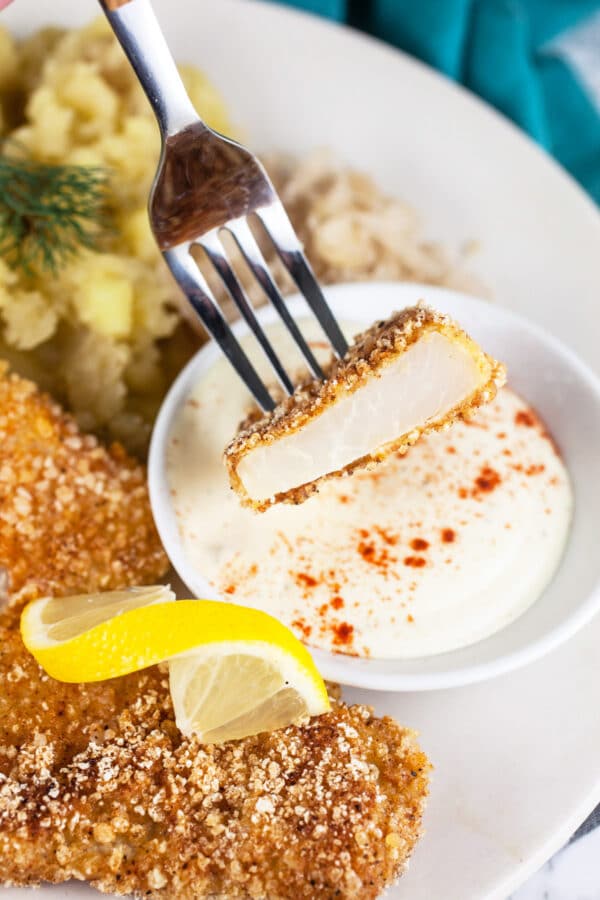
272;0;600;203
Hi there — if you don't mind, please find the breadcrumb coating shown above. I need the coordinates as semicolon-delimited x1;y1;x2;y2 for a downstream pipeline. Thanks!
0;362;168;603
0;604;430;898
0;364;431;898
225;305;505;510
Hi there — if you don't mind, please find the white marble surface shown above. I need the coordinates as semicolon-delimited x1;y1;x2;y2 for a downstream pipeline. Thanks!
510;828;600;899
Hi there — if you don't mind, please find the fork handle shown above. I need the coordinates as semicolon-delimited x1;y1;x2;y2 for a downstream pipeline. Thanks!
98;0;201;137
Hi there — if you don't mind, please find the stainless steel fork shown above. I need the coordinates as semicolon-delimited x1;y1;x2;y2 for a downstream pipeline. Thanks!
99;0;348;411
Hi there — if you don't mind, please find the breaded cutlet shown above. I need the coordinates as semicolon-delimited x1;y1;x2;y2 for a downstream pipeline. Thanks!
0;605;430;899
0;361;168;602
0;365;431;898
225;305;505;511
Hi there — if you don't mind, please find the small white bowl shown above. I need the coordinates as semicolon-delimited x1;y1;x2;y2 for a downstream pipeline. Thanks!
149;282;600;691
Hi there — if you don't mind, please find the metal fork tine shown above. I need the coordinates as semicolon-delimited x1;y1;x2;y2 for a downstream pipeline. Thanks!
200;230;295;396
101;0;350;408
228;218;324;380
257;204;349;359
163;245;275;412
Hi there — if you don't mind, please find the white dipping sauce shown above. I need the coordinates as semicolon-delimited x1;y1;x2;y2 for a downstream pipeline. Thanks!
166;320;572;659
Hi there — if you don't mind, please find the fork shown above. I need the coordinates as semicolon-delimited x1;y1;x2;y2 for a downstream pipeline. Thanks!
99;0;348;412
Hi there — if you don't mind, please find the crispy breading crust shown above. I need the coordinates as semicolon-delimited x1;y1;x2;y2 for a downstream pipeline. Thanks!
0;365;431;899
224;304;506;511
0;602;430;899
0;362;169;602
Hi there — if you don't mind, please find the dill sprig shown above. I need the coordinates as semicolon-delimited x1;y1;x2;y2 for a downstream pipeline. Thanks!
0;143;110;276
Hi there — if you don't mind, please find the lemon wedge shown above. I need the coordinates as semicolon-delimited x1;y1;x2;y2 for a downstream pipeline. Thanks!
20;586;330;743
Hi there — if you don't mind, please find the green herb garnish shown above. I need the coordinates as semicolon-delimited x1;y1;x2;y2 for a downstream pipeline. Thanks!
0;144;110;275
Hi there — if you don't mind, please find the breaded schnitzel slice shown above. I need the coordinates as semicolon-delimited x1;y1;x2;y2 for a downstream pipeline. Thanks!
225;304;505;511
0;361;168;601
0;362;430;898
0;602;430;899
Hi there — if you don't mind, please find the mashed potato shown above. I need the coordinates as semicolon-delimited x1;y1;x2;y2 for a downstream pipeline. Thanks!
0;19;481;455
0;18;231;452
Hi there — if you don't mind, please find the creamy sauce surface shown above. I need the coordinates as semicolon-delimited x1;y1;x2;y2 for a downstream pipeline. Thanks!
167;321;573;659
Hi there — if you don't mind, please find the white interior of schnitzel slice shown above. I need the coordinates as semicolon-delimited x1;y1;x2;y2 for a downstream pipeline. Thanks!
239;333;483;496
225;305;506;510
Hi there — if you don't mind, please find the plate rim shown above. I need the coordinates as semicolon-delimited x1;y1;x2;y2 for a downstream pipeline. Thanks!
240;0;600;230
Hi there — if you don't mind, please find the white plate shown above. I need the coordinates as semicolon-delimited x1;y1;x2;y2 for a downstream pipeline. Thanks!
149;282;600;692
3;1;600;899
